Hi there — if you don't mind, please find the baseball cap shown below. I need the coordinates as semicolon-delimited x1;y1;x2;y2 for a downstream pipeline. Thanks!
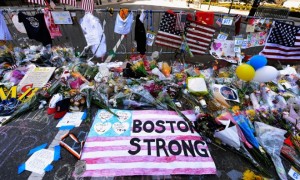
47;93;63;115
54;98;71;119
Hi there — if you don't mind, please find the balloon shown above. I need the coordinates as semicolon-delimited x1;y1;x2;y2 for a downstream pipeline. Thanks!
236;64;255;81
249;55;267;70
253;66;279;82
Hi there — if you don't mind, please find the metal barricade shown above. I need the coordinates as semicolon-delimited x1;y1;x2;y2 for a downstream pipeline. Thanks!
1;7;296;62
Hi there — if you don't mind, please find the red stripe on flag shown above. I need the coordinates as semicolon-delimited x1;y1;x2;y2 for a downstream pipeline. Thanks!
81;0;94;13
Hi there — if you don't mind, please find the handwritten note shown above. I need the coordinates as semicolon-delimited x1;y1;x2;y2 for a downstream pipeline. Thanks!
25;149;54;174
56;112;84;128
18;67;56;88
51;11;73;25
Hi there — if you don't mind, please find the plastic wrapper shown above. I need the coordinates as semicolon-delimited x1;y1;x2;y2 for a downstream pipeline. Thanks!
234;114;260;148
255;121;288;180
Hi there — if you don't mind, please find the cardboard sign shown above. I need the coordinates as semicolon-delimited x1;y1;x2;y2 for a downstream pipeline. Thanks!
25;149;54;174
210;40;241;64
51;11;73;25
18;67;56;89
81;109;216;177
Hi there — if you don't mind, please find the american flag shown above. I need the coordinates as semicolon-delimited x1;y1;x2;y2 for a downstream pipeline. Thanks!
175;12;186;32
27;0;46;5
185;21;215;55
81;109;216;177
81;0;94;13
155;11;183;49
60;0;76;7
260;21;300;61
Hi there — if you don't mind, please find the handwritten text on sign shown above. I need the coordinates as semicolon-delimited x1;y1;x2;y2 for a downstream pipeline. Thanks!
81;109;216;177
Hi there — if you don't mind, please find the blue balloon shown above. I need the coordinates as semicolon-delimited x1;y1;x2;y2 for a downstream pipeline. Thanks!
249;55;267;70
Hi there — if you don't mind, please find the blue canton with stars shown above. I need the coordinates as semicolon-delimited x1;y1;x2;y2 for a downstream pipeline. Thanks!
267;21;300;47
159;12;183;36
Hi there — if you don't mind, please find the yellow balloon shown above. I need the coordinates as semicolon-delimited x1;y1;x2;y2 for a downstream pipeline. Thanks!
235;64;255;81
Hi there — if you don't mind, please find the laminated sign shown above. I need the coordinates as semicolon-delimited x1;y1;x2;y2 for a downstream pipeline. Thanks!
81;109;216;177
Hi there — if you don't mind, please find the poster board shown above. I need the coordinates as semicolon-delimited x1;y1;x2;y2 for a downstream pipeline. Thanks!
18;67;56;88
81;109;216;177
51;11;73;25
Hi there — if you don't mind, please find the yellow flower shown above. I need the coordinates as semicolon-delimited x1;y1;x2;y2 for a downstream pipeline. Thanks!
242;169;264;180
232;106;240;113
246;109;256;120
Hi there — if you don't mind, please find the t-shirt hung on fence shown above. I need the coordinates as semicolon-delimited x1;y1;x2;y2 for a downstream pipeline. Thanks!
18;12;52;46
80;13;106;58
0;11;12;40
81;109;216;177
114;12;134;35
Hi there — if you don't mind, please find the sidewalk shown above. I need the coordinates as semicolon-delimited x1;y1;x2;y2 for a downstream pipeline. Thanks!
121;0;249;15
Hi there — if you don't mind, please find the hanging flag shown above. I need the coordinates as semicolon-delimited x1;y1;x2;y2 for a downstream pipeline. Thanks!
185;21;215;55
175;12;187;32
59;0;76;7
260;21;300;61
27;0;46;5
155;10;183;49
81;0;94;13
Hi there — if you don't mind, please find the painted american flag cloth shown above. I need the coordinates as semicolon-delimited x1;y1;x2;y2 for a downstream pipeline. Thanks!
155;10;183;49
59;0;76;7
260;21;300;61
185;21;216;55
81;0;94;13
81;109;216;177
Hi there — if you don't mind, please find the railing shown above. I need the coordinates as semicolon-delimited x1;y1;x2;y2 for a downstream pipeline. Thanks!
1;7;295;61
